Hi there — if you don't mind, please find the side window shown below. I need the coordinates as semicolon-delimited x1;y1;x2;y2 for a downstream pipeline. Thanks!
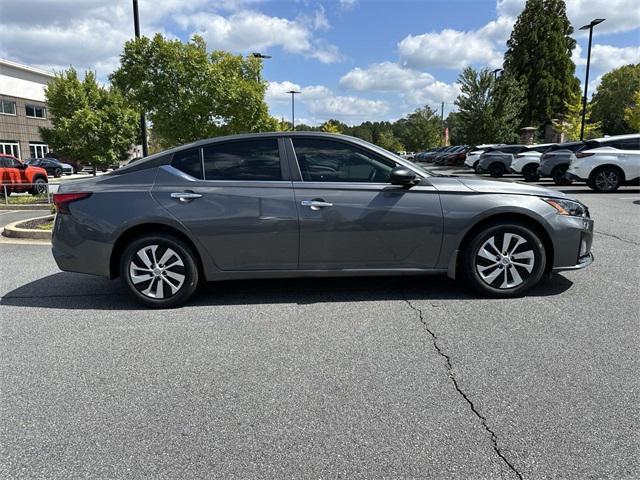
293;138;396;183
622;139;640;151
171;148;203;179
202;139;281;181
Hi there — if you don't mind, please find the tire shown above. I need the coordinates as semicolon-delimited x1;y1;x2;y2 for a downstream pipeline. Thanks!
551;165;572;186
53;168;63;178
488;162;506;178
462;222;546;297
30;177;48;195
522;164;540;182
473;161;480;173
588;167;623;193
120;234;200;308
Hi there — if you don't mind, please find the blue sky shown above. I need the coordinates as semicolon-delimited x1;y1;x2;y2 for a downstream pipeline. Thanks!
1;0;639;125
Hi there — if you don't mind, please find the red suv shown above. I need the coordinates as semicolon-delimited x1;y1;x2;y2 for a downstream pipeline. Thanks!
0;154;49;196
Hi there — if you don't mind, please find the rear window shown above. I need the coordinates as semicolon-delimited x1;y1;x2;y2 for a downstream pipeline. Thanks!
202;139;281;181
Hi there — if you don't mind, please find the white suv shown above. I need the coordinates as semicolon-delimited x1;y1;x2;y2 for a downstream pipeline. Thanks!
567;134;640;192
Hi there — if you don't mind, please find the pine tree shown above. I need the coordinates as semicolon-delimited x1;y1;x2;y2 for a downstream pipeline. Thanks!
503;0;580;127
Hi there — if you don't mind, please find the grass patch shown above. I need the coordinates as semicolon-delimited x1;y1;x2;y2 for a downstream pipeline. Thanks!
35;220;55;231
4;194;50;205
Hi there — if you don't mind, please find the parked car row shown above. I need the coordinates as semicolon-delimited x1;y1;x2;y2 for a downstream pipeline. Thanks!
24;157;74;177
414;145;474;165
459;134;639;193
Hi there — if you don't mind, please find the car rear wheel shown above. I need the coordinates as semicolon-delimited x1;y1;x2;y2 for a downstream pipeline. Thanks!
551;165;572;186
53;167;63;178
473;161;480;173
462;222;546;297
30;178;47;195
589;167;622;193
121;234;200;308
488;163;505;177
522;164;540;182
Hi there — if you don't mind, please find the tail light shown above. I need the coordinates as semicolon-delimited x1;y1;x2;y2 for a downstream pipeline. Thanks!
576;152;594;158
53;192;92;214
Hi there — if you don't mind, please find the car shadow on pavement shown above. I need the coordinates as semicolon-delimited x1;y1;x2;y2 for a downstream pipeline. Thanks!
1;271;574;310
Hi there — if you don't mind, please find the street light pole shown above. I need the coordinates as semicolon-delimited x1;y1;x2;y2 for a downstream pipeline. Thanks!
132;0;148;157
287;90;300;130
492;68;503;80
579;18;605;141
440;101;445;147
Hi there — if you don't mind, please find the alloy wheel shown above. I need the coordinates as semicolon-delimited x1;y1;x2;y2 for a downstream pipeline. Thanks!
475;233;535;289
594;170;619;192
129;244;186;299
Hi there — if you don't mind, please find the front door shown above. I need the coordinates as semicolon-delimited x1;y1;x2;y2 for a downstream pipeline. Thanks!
288;137;443;270
152;138;299;271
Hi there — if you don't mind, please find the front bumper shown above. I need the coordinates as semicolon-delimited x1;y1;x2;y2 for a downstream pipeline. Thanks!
567;172;588;182
552;252;593;272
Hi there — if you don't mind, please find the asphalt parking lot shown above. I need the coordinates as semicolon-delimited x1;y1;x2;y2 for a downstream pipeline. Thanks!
1;170;638;479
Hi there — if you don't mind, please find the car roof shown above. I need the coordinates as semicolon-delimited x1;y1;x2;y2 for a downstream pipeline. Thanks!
135;131;392;163
593;133;640;142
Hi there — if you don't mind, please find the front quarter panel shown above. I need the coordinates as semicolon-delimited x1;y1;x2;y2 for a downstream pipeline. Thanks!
432;184;590;271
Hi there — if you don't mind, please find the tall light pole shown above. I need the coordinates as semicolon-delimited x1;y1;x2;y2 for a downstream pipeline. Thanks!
579;18;605;141
492;68;503;80
287;90;300;130
440;101;445;147
132;0;148;157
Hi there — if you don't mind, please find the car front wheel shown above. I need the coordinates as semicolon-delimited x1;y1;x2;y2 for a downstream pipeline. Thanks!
120;234;200;308
488;163;506;177
589;167;622;193
463;222;546;297
552;165;572;186
522;164;540;182
30;178;47;195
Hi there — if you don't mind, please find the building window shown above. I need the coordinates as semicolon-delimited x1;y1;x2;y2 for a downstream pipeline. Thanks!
29;143;49;158
25;104;46;119
0;100;16;115
0;142;21;159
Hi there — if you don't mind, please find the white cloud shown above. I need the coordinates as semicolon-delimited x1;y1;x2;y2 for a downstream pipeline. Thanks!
398;28;504;70
267;80;388;123
176;10;342;63
0;0;342;83
498;0;640;35
338;0;358;10
585;45;640;72
339;62;460;111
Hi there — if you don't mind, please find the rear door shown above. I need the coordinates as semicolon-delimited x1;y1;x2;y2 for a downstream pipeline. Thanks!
287;136;443;270
152;138;299;271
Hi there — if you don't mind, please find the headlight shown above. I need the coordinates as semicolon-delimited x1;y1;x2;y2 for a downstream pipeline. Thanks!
542;198;588;217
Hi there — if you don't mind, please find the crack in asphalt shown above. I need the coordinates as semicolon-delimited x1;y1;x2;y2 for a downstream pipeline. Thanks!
594;231;640;246
403;296;524;480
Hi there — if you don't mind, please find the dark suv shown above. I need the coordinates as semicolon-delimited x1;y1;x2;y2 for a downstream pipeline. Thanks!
538;141;592;185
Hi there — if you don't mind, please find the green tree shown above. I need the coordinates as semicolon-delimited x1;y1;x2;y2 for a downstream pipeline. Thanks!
40;68;138;172
111;34;276;149
375;130;404;152
624;89;640;132
395;106;441;151
591;64;640;134
320;119;346;133
552;91;601;141
503;0;580;126
454;67;524;144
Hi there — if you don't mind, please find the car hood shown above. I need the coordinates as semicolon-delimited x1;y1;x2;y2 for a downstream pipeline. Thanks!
455;177;572;199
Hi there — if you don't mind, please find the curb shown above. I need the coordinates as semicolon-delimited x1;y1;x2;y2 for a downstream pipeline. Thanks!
2;215;54;240
0;204;52;211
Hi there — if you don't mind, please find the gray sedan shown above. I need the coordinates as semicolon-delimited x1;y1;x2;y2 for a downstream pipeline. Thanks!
51;132;593;307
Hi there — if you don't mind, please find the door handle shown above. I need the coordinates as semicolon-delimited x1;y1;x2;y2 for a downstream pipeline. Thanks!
301;199;333;210
171;192;202;203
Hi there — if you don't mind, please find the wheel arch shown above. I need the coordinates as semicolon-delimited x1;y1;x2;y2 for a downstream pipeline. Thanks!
109;222;206;279
450;212;555;279
589;163;626;183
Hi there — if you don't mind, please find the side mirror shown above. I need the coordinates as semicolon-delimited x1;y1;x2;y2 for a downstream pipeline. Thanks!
389;166;418;186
